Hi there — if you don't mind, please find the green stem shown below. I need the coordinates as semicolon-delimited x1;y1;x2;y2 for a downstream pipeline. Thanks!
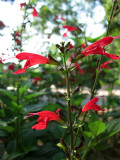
63;56;74;156
81;140;92;160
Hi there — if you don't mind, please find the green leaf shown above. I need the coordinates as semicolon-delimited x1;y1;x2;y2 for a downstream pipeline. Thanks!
19;80;32;97
0;126;14;133
84;131;93;137
24;92;48;100
57;143;66;152
89;121;106;137
106;118;120;137
0;89;17;101
22;102;48;113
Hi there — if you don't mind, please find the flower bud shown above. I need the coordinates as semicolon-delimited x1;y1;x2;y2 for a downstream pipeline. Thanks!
48;54;60;66
56;108;66;122
72;86;80;95
55;44;60;48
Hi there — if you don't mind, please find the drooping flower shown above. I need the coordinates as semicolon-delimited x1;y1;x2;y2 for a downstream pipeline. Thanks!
33;77;42;85
100;60;114;70
20;3;25;10
8;63;15;71
72;36;120;62
13;52;60;74
63;25;78;37
74;63;84;74
26;110;61;130
82;97;105;112
32;7;39;17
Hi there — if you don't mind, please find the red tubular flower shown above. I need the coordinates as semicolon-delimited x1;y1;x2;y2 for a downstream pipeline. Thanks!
26;110;61;130
56;15;66;21
73;36;120;61
32;7;39;17
74;63;84;74
33;77;42;84
100;60;114;70
13;52;59;74
82;97;105;112
16;39;21;45
69;54;74;62
81;43;86;48
20;3;25;10
68;44;74;50
15;31;21;37
8;63;15;71
63;25;78;37
0;21;6;29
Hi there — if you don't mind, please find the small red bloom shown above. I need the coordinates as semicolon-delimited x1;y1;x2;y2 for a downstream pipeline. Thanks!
68;44;74;50
8;63;15;71
100;60;114;70
60;17;66;21
33;77;42;85
56;15;66;21
32;7;39;17
74;63;84;74
20;3;25;10
69;54;74;61
82;97;105;112
81;43;86;48
80;36;120;60
0;21;5;29
26;110;61;130
13;52;59;74
63;25;78;37
15;31;21;37
16;39;21;45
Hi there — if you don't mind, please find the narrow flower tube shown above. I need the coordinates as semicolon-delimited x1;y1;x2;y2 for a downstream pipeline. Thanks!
26;110;61;130
32;7;39;17
100;60;114;70
72;36;120;62
63;25;78;37
82;97;105;112
13;52;60;74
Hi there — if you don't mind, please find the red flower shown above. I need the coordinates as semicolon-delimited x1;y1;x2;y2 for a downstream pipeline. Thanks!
20;3;25;10
33;77;42;84
68;44;74;50
63;25;78;37
61;17;66;21
8;63;15;71
16;39;21;45
56;15;66;21
32;7;39;17
80;36;120;60
69;54;74;61
15;31;21;37
100;60;114;70
13;52;59;74
26;110;61;130
0;21;5;29
82;97;105;112
81;43;86;48
74;63;84;74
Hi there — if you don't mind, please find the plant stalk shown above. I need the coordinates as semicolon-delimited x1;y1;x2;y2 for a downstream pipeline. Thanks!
63;56;74;157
